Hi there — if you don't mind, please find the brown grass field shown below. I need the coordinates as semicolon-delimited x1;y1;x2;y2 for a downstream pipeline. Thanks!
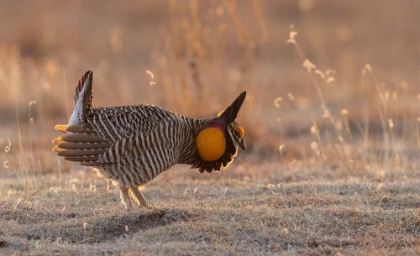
1;0;420;255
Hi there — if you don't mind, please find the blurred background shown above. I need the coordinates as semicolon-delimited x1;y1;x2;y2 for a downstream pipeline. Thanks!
1;0;420;179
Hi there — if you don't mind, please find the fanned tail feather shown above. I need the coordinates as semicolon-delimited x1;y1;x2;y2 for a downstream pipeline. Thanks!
68;70;94;126
55;124;68;133
53;71;107;165
52;123;112;166
74;70;94;113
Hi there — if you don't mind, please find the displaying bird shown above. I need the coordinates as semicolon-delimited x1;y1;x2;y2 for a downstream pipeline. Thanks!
52;70;246;211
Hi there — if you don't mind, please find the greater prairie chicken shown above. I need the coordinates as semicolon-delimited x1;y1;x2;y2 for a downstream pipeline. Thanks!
53;70;246;211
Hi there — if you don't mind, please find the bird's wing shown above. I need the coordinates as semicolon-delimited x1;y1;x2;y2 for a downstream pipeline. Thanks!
89;105;174;142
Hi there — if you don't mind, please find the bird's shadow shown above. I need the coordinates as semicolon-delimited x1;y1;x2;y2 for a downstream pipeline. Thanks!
24;209;198;244
75;208;197;244
80;209;195;243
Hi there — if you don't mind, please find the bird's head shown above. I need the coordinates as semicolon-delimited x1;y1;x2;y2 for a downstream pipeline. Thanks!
195;92;246;162
227;121;246;150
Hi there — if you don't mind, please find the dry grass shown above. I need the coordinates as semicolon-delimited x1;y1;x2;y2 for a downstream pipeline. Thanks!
1;0;420;255
1;165;420;255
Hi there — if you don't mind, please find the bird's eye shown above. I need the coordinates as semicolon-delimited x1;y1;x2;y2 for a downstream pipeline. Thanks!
233;129;240;137
233;126;244;139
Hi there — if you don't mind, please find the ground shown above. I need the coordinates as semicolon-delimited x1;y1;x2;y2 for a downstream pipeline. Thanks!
1;161;420;255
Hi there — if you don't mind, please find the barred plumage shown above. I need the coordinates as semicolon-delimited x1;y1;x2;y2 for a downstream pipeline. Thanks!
53;70;246;211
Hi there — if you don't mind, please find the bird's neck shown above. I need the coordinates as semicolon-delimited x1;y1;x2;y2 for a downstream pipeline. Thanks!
207;122;225;131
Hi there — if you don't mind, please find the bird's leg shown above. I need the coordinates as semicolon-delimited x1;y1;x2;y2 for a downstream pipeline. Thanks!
130;186;161;212
119;186;133;211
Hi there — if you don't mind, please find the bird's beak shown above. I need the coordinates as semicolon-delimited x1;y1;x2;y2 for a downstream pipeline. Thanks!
239;140;246;150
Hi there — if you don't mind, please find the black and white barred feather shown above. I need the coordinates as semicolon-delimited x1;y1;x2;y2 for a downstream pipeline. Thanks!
53;70;246;190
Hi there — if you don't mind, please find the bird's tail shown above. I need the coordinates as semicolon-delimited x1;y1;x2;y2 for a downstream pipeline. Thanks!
68;70;94;126
53;70;95;152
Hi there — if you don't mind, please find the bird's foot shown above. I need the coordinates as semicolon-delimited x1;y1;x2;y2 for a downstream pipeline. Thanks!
143;202;164;215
